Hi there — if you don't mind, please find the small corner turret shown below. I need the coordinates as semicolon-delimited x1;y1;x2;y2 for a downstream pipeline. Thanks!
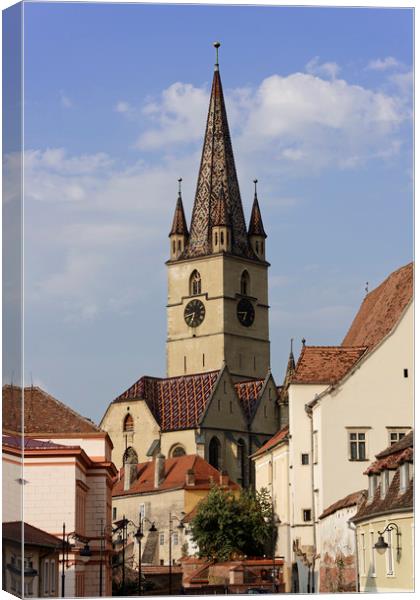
169;178;189;260
248;179;267;260
212;184;232;253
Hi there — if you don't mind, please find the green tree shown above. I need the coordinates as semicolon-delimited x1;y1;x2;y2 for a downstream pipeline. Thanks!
189;486;274;562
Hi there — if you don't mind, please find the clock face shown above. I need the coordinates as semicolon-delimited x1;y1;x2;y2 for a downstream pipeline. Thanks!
237;298;255;327
184;299;206;327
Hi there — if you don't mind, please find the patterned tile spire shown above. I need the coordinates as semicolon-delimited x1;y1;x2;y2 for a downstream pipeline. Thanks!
183;44;255;259
169;178;189;236
248;179;267;237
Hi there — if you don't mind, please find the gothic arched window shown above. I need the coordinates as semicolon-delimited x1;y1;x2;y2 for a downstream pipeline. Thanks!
240;270;250;296
170;445;186;458
209;437;221;471
237;438;246;484
123;446;138;465
190;270;202;296
123;413;134;432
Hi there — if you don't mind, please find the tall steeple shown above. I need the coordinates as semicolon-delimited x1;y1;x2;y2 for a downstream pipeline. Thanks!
183;42;254;260
248;179;267;260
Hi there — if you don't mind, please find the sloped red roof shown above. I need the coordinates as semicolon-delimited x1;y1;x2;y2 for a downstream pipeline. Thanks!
342;262;413;350
234;379;265;420
319;490;366;520
2;385;101;434
364;431;413;475
3;521;62;548
112;454;239;497
114;371;220;431
2;435;78;451
291;346;367;384
251;426;289;458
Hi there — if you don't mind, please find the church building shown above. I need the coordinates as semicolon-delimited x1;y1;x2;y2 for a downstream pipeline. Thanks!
100;46;282;487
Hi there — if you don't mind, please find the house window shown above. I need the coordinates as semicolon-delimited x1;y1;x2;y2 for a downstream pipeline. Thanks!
360;533;366;576
173;532;179;545
301;454;309;465
113;507;117;521
349;431;366;460
386;529;394;576
303;509;311;522
403;368;408;378
123;413;134;432
139;503;146;520
209;437;221;470
159;533;165;545
190;270;201;296
370;532;376;577
44;560;50;595
389;429;409;446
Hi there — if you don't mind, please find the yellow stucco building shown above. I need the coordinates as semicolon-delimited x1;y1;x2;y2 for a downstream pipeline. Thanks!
100;48;283;487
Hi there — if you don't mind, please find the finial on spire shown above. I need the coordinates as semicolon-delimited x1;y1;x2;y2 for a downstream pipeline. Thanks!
302;338;306;347
213;41;221;70
290;338;294;355
178;177;182;197
365;281;369;295
253;179;258;198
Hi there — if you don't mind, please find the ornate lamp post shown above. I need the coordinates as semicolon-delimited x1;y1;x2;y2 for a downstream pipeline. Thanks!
61;523;91;597
168;512;185;595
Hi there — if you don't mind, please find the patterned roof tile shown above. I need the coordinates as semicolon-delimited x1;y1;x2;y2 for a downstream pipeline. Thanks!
234;379;265;421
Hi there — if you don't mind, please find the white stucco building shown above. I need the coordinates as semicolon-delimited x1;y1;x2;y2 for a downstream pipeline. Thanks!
255;262;413;593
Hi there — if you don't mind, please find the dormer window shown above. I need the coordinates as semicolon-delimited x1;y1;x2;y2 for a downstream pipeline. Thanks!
190;270;201;296
368;474;377;501
380;470;389;499
400;462;409;493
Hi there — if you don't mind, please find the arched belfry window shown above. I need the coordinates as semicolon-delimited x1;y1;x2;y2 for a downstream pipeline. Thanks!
209;437;221;471
240;270;250;296
123;413;134;432
170;445;186;458
190;270;201;296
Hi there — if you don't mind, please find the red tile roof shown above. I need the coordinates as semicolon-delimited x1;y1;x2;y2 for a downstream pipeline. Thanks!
354;431;413;522
342;262;413;350
251;426;289;458
114;371;220;431
2;385;101;434
3;521;62;549
2;435;78;451
319;490;366;520
291;346;367;384
234;379;265;421
112;454;239;497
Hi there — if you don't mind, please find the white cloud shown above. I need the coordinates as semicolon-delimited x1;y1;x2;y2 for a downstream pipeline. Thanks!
136;82;209;149
366;56;401;71
305;56;341;80
59;90;73;108
114;100;132;113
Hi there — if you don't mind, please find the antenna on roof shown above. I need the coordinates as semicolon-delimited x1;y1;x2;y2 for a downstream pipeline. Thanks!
365;281;369;295
213;41;221;70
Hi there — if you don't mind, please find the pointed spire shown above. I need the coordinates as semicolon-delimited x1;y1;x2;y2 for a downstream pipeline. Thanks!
183;45;254;259
282;338;296;389
169;178;189;236
213;184;230;226
248;179;267;238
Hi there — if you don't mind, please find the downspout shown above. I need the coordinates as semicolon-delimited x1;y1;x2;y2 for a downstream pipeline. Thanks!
305;401;317;593
348;520;360;592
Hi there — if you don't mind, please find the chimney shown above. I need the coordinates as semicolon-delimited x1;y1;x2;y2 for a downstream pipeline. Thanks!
185;468;195;486
219;470;229;486
154;453;166;488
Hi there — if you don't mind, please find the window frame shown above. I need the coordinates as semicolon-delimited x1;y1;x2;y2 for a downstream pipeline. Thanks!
347;428;368;461
302;509;311;522
387;427;410;446
301;453;309;465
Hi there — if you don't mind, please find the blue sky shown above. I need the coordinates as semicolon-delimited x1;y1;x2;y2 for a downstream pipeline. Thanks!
5;2;413;423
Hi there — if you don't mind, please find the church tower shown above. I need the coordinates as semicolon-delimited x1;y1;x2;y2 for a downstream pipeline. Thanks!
166;44;270;380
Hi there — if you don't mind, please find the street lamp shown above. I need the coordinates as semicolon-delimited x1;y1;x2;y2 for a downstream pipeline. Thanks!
61;523;92;597
133;516;157;595
374;523;402;560
168;512;185;595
